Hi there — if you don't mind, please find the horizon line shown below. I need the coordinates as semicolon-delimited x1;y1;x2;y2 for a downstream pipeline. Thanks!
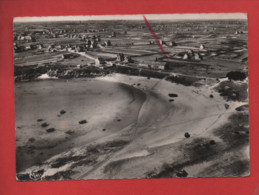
13;13;247;23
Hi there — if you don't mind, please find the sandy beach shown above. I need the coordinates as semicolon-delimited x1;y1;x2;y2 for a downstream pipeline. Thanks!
15;78;146;172
15;74;249;180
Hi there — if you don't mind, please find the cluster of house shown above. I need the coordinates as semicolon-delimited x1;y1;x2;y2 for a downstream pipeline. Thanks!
14;36;113;53
14;34;36;42
116;53;134;63
131;40;177;47
71;51;167;71
172;44;206;61
14;27;205;71
153;40;177;47
14;27;116;45
173;49;203;61
13;43;44;53
234;31;247;35
89;53;131;68
40;28;119;39
115;53;166;70
138;61;166;70
14;25;120;53
48;39;112;52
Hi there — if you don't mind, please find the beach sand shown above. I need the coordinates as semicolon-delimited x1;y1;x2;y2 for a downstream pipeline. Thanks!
15;74;249;180
15;78;146;172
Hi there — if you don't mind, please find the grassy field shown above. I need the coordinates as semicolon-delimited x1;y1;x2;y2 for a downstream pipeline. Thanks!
14;52;66;66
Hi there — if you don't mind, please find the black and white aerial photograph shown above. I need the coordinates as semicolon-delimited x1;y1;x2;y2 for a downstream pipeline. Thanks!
14;13;249;181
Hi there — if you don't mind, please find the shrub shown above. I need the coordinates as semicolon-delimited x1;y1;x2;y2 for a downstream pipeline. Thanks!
184;132;190;138
226;71;246;81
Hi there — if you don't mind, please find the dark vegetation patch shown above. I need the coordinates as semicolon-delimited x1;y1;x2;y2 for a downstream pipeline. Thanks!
164;61;222;78
60;110;66;115
146;137;219;178
166;75;200;86
17;169;44;181
37;119;43;122
169;99;174;102
15;60;201;88
213;112;249;149
49;140;129;170
199;158;249;177
184;132;190;138
224;104;230;109
63;53;80;59
16;136;75;171
176;169;188;178
65;130;75;135
224;38;247;48
147;113;247;178
209;140;216;145
115;65;168;79
17;173;31;181
46;128;55;133
183;138;219;162
216;159;250;177
79;120;87;124
235;104;249;112
14;65;110;82
28;137;35;143
41;122;49;127
24;145;36;155
215;81;248;101
16;138;70;172
168;93;178;97
105;140;129;148
241;57;248;63
226;71;247;81
86;145;101;154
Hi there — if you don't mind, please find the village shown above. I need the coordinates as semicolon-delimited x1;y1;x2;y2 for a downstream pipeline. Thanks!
13;29;204;70
13;19;247;82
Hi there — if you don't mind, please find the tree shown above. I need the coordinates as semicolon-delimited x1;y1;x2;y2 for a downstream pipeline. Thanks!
226;71;246;81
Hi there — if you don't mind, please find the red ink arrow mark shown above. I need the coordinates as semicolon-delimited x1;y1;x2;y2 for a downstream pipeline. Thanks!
143;15;168;58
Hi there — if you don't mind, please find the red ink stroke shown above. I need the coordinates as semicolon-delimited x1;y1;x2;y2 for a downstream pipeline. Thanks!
143;15;168;58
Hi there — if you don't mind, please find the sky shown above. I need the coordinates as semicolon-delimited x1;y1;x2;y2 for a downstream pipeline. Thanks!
14;13;247;23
